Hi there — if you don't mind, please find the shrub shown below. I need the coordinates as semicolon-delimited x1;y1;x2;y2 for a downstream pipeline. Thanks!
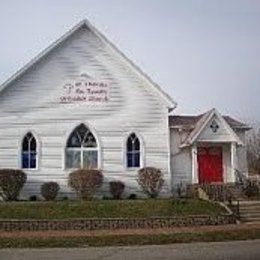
109;181;125;199
128;193;137;200
137;167;164;198
61;196;68;201
29;195;38;201
41;182;60;201
68;169;103;200
176;182;187;198
0;169;27;201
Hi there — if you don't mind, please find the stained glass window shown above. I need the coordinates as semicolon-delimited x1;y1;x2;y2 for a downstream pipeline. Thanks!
66;124;98;169
22;132;37;169
126;133;140;168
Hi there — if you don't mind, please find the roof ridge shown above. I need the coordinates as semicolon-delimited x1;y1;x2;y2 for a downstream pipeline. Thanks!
0;19;177;109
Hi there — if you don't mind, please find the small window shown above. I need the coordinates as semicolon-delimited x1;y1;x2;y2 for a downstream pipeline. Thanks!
126;133;140;168
210;120;219;133
66;124;98;169
22;132;37;169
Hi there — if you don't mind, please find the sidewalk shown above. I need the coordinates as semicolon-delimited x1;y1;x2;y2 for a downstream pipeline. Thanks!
1;223;260;238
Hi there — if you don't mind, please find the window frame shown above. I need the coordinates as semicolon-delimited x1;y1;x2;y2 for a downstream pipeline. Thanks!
64;123;100;170
20;131;39;171
124;132;144;170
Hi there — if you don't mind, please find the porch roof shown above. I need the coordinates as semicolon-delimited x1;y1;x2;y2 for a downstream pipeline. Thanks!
169;114;251;130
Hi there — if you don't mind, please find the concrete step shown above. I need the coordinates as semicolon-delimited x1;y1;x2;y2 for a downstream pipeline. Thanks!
239;208;260;213
239;205;260;209
243;221;260;225
231;200;260;223
238;201;260;205
240;205;260;210
239;202;260;206
241;217;260;222
239;212;260;218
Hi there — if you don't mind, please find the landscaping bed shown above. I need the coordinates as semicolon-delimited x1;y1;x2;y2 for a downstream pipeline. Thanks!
0;199;226;219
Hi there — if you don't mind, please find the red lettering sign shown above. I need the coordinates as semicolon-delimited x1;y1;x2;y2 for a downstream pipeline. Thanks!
59;77;110;104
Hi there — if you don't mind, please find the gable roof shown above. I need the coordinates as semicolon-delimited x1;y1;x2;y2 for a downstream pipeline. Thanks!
0;19;177;109
169;108;250;147
169;113;251;130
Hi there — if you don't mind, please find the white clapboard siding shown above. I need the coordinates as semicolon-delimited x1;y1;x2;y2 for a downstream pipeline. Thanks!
235;130;248;174
170;127;240;190
197;115;235;142
0;25;172;199
170;129;192;191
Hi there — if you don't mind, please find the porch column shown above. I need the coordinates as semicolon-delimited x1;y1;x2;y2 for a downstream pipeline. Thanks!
230;142;237;182
191;144;198;184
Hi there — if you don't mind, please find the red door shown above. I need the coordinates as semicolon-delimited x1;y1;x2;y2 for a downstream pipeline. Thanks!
197;147;223;184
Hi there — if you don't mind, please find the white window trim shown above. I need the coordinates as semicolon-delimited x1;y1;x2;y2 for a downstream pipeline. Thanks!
19;130;40;171
123;131;145;171
63;122;102;171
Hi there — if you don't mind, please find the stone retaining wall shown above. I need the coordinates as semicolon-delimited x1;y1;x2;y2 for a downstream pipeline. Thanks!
0;215;236;231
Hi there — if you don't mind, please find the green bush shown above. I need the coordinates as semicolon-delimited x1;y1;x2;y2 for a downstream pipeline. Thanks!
68;169;103;200
128;193;137;200
29;195;38;201
109;181;125;199
41;182;60;201
137;167;164;198
0;169;27;201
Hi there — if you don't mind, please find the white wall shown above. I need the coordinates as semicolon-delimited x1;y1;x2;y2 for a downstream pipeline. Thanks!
170;129;192;194
235;130;248;175
197;115;235;142
170;126;248;189
0;27;171;199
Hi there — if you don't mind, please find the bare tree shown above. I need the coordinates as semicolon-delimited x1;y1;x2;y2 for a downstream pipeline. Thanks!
247;128;260;176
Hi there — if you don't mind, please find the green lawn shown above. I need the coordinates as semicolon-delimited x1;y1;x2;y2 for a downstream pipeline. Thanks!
0;199;226;219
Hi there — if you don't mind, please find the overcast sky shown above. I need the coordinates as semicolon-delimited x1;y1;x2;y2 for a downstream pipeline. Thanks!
0;0;259;123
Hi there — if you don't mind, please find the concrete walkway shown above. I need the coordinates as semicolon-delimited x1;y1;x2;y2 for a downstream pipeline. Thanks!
0;223;259;238
0;240;259;260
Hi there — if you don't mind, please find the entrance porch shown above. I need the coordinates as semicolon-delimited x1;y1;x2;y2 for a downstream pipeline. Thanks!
191;142;237;184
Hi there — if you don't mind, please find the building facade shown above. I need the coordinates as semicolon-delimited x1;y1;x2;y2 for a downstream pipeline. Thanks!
0;20;250;199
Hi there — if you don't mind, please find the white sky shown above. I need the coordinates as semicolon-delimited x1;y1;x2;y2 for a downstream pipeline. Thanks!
0;0;259;122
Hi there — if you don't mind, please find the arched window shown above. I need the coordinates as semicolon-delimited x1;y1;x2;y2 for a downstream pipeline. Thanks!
126;133;140;168
66;124;98;169
22;132;37;169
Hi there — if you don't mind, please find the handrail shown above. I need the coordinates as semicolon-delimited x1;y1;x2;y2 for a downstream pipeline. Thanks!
235;169;248;191
236;200;240;219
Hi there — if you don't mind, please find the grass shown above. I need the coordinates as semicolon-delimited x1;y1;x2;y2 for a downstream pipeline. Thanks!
0;199;226;219
0;228;260;248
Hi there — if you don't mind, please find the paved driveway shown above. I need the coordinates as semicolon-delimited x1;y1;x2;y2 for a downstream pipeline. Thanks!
0;240;259;260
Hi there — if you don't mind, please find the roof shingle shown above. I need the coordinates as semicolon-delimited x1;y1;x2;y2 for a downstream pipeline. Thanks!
169;114;250;130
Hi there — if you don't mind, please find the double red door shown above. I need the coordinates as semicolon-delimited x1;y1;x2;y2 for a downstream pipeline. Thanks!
197;147;223;184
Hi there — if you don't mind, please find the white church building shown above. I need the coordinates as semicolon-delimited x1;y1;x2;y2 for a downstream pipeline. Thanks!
0;20;250;198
